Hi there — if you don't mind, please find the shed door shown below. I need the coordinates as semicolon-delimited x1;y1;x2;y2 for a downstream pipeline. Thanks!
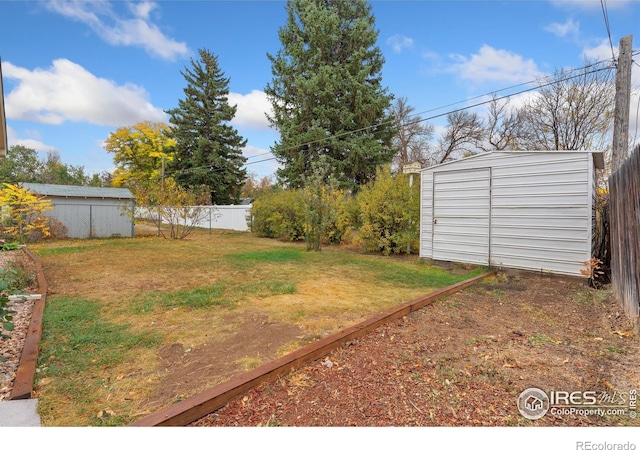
432;168;491;265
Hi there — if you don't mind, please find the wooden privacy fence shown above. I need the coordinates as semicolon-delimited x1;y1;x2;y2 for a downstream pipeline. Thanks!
609;146;640;325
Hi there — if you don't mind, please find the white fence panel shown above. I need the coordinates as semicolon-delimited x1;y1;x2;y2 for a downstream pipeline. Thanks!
136;205;251;232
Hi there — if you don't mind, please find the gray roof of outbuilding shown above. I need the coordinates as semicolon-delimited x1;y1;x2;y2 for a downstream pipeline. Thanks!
22;183;135;200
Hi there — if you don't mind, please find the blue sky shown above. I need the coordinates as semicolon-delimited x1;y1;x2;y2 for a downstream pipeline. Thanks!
1;0;639;180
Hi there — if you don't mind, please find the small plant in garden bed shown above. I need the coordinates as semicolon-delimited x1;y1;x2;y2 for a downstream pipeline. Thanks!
0;267;25;341
6;259;37;292
1;242;21;252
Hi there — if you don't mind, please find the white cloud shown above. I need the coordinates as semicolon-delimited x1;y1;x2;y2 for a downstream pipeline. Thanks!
228;90;273;130
9;138;57;153
6;125;57;153
548;0;636;10
387;34;414;53
45;0;189;61
448;45;543;84
129;1;157;20
243;144;268;159
421;50;440;62
3;59;166;127
544;18;580;38
243;144;280;178
582;38;618;62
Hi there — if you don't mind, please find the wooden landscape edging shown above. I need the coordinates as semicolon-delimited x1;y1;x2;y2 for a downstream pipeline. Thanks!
11;247;48;400
130;270;496;427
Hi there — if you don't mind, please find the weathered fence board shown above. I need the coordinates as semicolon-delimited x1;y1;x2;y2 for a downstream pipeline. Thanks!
609;146;640;325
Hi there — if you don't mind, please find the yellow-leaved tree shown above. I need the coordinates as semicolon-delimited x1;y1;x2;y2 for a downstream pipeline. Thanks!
0;183;54;243
104;121;176;197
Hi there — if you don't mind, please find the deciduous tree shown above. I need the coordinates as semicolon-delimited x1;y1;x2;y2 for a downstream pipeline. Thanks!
514;63;614;153
0;183;54;243
241;172;274;199
40;151;91;186
300;156;343;251
137;178;213;240
0;146;105;186
104;121;175;195
479;95;520;152
0;145;43;183
434;110;485;164
390;97;434;169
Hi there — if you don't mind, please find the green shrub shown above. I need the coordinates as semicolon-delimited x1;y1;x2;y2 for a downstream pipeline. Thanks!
355;166;420;255
250;184;352;248
299;158;348;250
250;189;306;242
323;188;354;245
0;268;24;340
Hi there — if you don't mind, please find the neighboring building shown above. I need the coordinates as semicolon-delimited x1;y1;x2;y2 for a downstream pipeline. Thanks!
22;183;135;239
419;151;604;277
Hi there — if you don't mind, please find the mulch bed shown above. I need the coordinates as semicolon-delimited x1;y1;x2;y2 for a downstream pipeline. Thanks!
190;273;639;427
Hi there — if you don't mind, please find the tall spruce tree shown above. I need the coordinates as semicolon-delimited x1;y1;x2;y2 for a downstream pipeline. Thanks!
166;48;247;205
265;0;396;191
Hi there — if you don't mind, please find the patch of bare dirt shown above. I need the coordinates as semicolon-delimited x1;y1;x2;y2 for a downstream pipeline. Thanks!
134;224;160;237
190;272;640;427
143;312;303;410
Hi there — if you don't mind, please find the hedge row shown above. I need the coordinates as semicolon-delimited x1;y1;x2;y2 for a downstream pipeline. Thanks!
249;167;421;255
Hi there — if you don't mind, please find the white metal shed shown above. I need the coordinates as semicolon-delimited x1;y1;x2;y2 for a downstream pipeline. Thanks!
419;151;604;276
22;183;136;239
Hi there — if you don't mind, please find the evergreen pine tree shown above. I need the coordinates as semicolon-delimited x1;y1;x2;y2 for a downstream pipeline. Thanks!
265;0;396;192
166;48;248;205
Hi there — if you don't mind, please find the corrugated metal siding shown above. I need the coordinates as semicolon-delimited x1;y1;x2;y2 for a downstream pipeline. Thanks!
21;183;135;238
44;197;134;238
90;203;135;237
22;183;134;199
419;151;596;276
432;168;490;265
489;153;591;275
420;171;434;258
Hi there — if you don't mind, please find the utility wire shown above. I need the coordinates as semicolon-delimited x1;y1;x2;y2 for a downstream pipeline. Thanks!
243;58;619;164
600;0;617;63
167;62;615;176
237;65;615;171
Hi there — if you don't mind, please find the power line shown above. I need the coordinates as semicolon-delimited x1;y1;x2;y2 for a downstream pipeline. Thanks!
402;57;615;121
167;61;616;176
600;0;616;63
262;58;618;162
243;65;614;169
211;58;622;173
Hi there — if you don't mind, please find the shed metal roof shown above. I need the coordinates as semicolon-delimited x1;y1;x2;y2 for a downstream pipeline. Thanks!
420;150;605;171
22;183;135;200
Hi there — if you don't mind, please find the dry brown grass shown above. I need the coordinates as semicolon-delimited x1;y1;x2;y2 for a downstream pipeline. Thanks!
30;227;482;426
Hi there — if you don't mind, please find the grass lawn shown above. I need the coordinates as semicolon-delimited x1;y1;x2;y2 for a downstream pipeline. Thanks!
30;227;486;426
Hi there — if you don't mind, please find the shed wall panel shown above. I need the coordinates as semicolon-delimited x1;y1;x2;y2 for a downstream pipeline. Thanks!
91;204;134;238
420;171;434;258
432;168;490;265
419;151;597;276
44;200;134;238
